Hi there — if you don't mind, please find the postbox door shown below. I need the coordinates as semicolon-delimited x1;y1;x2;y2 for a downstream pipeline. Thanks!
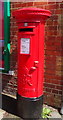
18;25;39;98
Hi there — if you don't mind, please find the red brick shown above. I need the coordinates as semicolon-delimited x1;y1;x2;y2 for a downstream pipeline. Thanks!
52;89;58;94
15;3;19;8
45;46;55;51
44;83;55;88
39;6;46;9
56;85;63;90
26;2;33;7
14;3;22;8
45;50;61;56
47;20;53;25
45;61;56;67
53;21;58;25
46;30;58;36
33;2;47;6
46;31;53;36
44;65;56;70
11;2;14;8
50;10;55;14
54;4;60;9
51;15;58;20
45;69;56;75
44;79;51;84
45;41;55;46
44;74;63;81
45;5;50;10
45;88;51;93
48;2;56;4
60;3;63;8
55;36;62;41
45;36;56;41
55;42;61;46
10;27;18;31
48;26;57;30
48;4;59;9
53;30;58;35
45;55;56;61
55;9;62;14
19;3;27;7
45;59;56;64
44;74;55;80
58;91;62;94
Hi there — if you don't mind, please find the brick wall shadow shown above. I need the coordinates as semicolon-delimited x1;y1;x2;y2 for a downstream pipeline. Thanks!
61;12;63;114
2;44;18;96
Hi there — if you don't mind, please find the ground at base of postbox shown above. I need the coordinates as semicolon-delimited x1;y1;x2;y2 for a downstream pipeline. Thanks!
0;104;62;119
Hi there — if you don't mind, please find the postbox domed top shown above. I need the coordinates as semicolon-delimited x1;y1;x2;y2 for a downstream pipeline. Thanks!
12;7;51;22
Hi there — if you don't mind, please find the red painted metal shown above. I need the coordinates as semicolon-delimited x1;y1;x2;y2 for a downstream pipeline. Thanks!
13;8;51;98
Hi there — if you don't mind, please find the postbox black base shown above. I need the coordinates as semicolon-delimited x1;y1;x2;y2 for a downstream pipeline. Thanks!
17;94;43;119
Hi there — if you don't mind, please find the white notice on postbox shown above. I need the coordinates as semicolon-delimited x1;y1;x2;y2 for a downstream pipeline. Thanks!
20;38;30;54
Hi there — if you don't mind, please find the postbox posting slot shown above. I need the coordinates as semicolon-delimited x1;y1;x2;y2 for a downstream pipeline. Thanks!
19;26;35;33
19;28;33;32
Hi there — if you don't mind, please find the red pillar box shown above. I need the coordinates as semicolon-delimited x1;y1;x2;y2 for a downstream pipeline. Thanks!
13;8;51;119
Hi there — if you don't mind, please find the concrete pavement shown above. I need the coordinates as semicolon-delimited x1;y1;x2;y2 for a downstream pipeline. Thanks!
0;104;63;120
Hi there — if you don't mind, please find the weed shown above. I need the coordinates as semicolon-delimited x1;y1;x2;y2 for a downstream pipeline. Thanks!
42;107;52;118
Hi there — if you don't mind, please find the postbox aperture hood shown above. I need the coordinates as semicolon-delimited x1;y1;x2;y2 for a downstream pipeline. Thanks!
12;7;51;22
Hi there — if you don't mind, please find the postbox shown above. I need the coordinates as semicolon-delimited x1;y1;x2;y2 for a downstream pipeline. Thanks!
12;8;51;119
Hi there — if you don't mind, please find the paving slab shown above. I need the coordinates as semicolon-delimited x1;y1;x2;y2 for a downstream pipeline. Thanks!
0;109;21;120
0;109;5;120
0;104;63;120
50;111;61;118
61;115;63;120
43;104;62;119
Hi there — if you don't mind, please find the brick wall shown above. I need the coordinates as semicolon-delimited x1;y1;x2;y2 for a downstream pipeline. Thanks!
2;1;63;108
